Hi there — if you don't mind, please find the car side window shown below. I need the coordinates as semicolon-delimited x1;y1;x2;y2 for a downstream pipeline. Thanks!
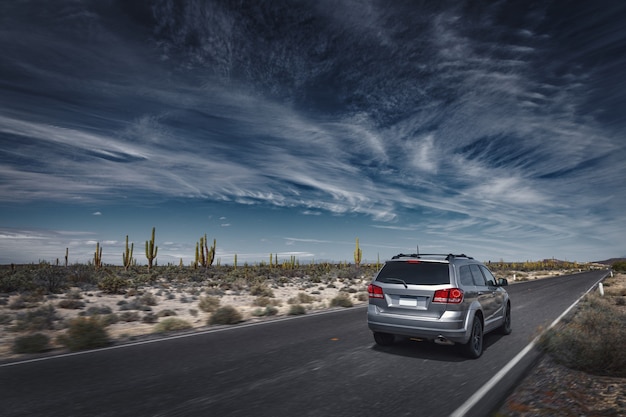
479;265;497;286
469;264;487;286
459;265;474;286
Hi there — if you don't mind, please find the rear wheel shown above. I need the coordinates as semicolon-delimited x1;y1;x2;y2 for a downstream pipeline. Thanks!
373;332;395;346
462;316;483;358
498;302;512;335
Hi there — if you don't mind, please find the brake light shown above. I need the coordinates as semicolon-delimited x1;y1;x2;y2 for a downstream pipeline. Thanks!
406;259;420;264
433;288;464;304
368;284;384;299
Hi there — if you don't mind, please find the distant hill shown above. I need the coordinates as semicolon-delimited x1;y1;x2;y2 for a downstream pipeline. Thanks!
594;258;626;266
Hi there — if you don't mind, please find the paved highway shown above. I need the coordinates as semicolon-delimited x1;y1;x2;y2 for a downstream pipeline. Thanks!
0;270;607;417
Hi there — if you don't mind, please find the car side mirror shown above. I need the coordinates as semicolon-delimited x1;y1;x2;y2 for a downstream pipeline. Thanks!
498;278;508;286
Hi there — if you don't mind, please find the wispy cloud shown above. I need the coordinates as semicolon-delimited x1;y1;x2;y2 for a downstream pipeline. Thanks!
1;1;625;263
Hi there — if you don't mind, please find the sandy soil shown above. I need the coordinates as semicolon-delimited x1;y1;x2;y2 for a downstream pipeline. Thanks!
0;274;370;359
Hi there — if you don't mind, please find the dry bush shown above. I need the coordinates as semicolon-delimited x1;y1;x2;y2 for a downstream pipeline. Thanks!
250;284;274;298
539;293;626;377
209;306;242;325
154;317;193;333
330;293;353;308
57;317;110;351
58;299;86;309
12;304;60;331
198;296;220;313
12;333;50;354
98;275;129;294
288;304;306;315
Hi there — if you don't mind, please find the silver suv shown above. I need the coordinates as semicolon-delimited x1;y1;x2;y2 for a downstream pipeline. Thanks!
367;253;511;358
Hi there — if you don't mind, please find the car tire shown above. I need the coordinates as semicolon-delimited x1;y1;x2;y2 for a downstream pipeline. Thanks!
462;316;483;358
498;302;512;335
373;332;395;346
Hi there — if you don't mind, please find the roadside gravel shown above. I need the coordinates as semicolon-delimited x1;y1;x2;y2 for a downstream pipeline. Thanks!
495;272;626;417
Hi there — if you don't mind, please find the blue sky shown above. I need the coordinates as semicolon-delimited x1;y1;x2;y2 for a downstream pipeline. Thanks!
1;0;625;265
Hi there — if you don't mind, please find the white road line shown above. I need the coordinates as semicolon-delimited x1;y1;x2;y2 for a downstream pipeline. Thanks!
449;272;608;417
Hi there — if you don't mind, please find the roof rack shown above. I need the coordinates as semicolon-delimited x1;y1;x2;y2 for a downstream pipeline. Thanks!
391;253;473;261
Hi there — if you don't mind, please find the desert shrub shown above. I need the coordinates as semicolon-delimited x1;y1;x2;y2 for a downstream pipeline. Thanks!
8;297;28;310
118;300;151;312
65;289;83;299
198;296;220;313
57;317;110;351
98;275;129;294
356;292;368;302
252;306;279;317
142;313;158;323
539;293;626;377
209;306;243;325
157;309;177;317
612;261;626;272
13;304;60;331
0;313;13;325
288;304;306;315
34;267;68;294
119;311;141;322
189;309;198;317
67;267;98;288
330;293;353;308
289;292;315;304
12;333;50;354
139;293;158;306
100;314;119;326
250;284;274;298
0;271;34;293
253;296;273;307
153;318;192;333
58;299;85;309
84;305;113;316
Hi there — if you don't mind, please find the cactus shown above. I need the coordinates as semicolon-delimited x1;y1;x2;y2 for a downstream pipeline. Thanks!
145;227;158;271
122;235;134;271
207;238;216;267
196;235;216;269
234;253;238;269
354;237;362;269
65;248;69;267
94;242;102;269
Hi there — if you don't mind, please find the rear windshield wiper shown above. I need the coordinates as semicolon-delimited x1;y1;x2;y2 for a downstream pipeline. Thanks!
385;278;408;288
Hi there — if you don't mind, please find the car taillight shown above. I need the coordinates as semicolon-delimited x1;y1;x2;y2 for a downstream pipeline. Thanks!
368;284;384;299
433;288;464;304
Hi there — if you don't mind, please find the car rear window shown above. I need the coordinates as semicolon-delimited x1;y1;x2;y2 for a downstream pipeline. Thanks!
375;261;450;285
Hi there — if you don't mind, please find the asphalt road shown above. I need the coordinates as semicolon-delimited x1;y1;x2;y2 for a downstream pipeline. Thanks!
0;270;607;417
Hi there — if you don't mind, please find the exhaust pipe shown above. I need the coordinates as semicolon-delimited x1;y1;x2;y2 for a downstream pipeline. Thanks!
434;336;454;346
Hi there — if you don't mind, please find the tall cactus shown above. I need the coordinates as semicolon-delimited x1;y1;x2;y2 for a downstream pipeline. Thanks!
65;247;69;267
354;237;362;269
196;235;216;269
145;227;158;271
94;242;102;269
122;235;134;271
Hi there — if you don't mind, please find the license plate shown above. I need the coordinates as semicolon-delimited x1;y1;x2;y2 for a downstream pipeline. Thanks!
399;297;418;307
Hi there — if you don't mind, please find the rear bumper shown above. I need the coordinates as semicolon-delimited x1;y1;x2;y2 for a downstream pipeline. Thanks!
367;304;471;344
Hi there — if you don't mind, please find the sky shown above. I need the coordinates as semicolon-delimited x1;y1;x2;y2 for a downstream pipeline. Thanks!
1;0;625;266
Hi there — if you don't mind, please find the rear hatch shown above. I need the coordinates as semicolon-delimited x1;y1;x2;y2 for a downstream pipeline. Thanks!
370;260;452;318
